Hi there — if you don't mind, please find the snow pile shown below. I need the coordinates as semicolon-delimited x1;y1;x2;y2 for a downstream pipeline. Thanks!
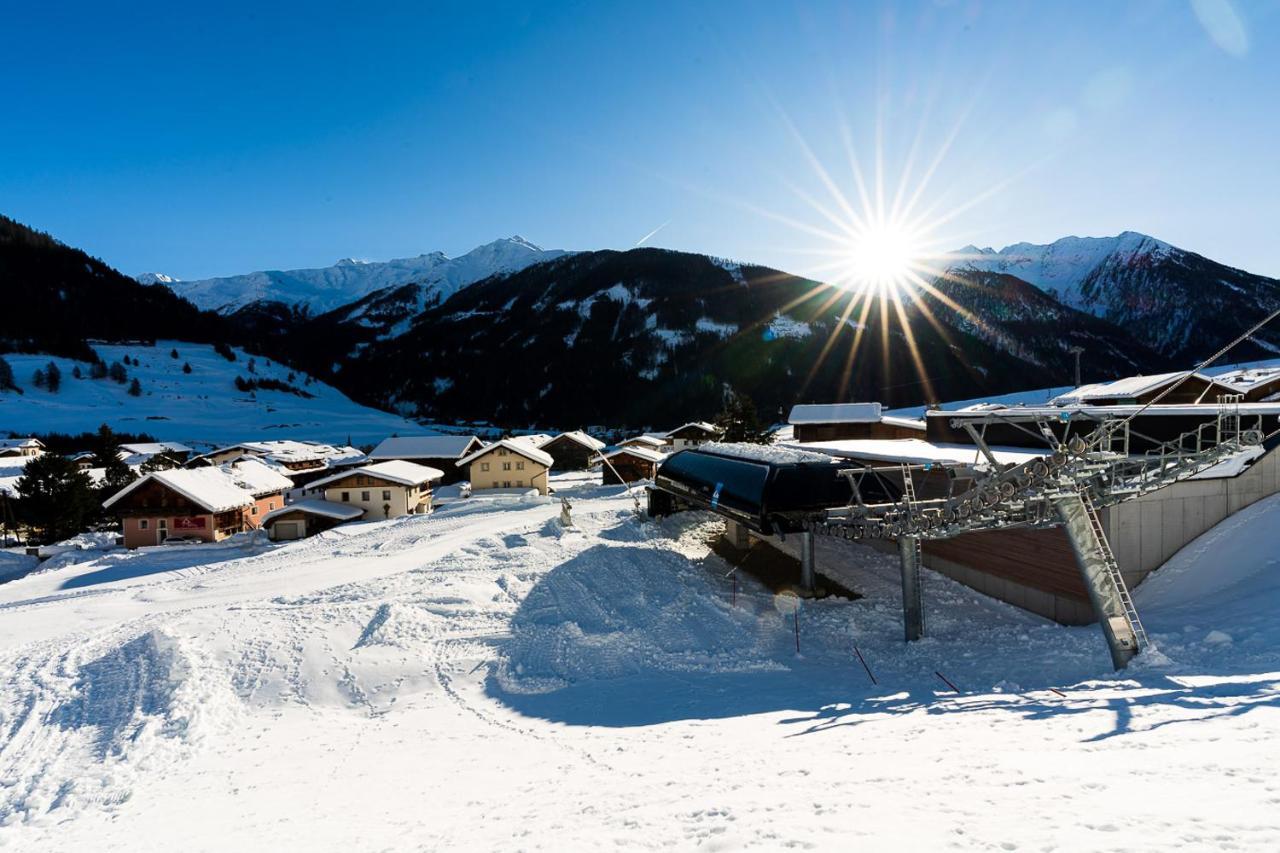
763;313;812;340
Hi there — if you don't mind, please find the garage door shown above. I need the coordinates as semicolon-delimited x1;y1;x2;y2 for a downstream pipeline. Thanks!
274;521;303;540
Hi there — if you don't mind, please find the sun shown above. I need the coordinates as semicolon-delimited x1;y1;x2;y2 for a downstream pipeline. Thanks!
840;223;925;294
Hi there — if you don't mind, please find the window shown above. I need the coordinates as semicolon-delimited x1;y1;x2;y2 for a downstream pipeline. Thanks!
516;480;523;487
480;462;490;472
516;461;524;470
158;519;167;529
139;519;149;530
382;490;391;501
491;480;499;488
361;491;371;502
503;462;512;471
503;481;511;488
251;507;258;516
341;491;350;502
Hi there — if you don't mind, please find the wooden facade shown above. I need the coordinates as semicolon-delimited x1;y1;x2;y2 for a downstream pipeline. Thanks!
601;451;660;484
540;435;599;471
792;420;926;443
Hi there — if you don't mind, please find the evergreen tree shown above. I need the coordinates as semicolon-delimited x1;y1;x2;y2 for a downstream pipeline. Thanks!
72;365;83;379
714;389;772;444
170;348;179;359
247;357;257;374
90;360;108;380
32;368;46;389
108;361;128;383
0;356;17;391
127;377;142;396
45;361;61;393
15;454;98;544
214;341;236;361
91;424;136;502
182;361;192;374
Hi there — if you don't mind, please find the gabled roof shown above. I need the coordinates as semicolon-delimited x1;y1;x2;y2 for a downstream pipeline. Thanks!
457;438;554;468
620;434;669;448
1213;366;1280;394
788;403;882;425
307;459;445;490
194;440;366;467
368;435;482;461
543;431;607;452
1050;371;1233;405
105;468;249;513
511;434;555;449
594;446;666;464
262;499;366;525
666;421;721;438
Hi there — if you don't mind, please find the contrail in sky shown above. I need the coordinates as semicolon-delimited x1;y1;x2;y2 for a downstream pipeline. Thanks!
634;220;671;247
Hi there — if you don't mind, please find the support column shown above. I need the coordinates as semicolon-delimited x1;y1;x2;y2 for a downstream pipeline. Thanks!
898;535;924;642
799;531;816;593
723;519;751;550
1054;495;1139;670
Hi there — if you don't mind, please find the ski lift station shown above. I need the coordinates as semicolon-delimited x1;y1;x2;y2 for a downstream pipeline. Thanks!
648;366;1280;670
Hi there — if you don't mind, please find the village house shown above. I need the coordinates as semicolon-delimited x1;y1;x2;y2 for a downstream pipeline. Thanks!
457;439;554;495
665;422;722;450
103;458;291;548
0;438;44;459
595;446;665;484
118;441;193;466
189;440;367;489
305;460;444;519
367;435;484;484
538;431;607;471
788;403;926;443
68;451;96;471
261;499;365;541
1213;366;1280;402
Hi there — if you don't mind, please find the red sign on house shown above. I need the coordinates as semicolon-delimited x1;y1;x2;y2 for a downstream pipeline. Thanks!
173;516;207;530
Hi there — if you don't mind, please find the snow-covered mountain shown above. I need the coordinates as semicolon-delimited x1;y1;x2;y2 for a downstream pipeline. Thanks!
139;236;567;316
948;232;1280;358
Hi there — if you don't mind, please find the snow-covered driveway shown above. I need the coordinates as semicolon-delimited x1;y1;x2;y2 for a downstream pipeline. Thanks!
1;480;1279;850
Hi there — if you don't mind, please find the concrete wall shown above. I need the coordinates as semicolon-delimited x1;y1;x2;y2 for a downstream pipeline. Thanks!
1103;445;1280;588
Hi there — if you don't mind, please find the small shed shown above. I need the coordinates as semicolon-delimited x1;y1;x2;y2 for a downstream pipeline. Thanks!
262;499;365;540
539;431;607;471
595;446;665;484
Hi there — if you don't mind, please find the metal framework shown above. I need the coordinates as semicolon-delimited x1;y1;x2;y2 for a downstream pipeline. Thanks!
802;399;1268;668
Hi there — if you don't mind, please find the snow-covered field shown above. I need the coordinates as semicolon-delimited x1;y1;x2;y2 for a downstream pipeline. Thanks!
0;341;422;447
1;473;1278;850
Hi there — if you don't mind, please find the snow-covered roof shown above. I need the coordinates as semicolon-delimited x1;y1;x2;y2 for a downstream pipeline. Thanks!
881;415;927;431
204;440;367;466
788;403;882;425
0;438;44;450
543;431;607;452
368;435;481;460
308;459;446;490
704;442;839;464
102;458;292;512
511;434;555;449
666;422;721;438
620;434;669;448
594;446;666;464
225;458;295;497
457;438;555;468
1050;371;1229;405
781;438;1047;467
262;499;366;524
1214;367;1280;394
118;441;193;455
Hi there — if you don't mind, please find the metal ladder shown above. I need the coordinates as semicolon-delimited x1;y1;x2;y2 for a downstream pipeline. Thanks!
1080;489;1149;651
900;463;918;508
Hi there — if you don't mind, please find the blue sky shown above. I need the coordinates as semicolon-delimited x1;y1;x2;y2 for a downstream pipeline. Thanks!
2;1;1277;279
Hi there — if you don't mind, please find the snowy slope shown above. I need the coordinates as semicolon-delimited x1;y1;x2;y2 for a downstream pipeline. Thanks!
141;236;567;315
0;341;424;447
1;471;1278;849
